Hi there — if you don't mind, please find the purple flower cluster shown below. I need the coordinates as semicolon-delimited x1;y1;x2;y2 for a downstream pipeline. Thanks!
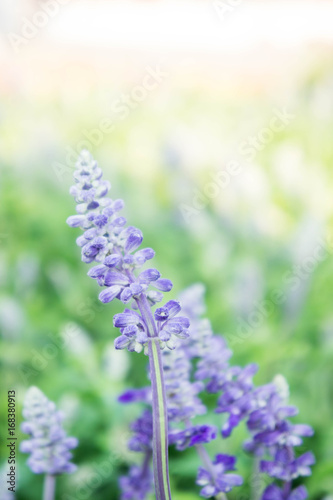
179;285;258;440
162;346;206;423
67;151;189;354
177;285;244;497
196;454;243;498
20;387;78;475
66;150;168;304
127;409;153;453
159;297;218;453
179;285;314;499
182;286;258;441
113;300;190;354
162;346;218;456
119;460;153;500
109;278;316;500
216;363;259;438
244;377;315;500
169;425;217;451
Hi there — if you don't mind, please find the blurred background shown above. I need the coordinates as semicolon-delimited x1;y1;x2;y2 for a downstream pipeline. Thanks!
1;0;333;498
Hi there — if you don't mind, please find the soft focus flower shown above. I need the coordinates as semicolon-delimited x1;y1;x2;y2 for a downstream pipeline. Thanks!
243;376;315;500
245;382;314;456
117;373;154;498
180;284;258;439
169;425;217;451
216;363;259;438
118;387;151;405
119;463;153;500
20;387;78;475
196;454;243;497
262;484;308;500
162;347;206;423
260;448;315;482
118;407;153;499
128;410;153;453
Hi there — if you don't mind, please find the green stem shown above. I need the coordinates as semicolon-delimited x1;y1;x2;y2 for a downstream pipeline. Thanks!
43;474;56;500
251;456;261;500
136;294;172;500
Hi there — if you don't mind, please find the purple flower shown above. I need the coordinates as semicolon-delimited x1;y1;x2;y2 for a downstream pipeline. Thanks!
119;463;153;500
196;454;243;497
162;346;206;422
99;285;122;304
138;268;161;283
67;151;189;355
169;425;217;451
245;381;314;455
244;376;315;499
179;285;233;393
20;387;78;475
161;286;245;498
66;153;160;303
262;484;308;500
216;363;259;438
128;410;153;452
179;283;206;318
118;387;151;405
260;448;315;482
182;284;257;439
113;310;149;353
156;300;190;348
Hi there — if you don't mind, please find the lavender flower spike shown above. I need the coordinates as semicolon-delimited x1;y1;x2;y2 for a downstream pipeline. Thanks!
67;151;191;500
20;387;78;500
245;376;315;500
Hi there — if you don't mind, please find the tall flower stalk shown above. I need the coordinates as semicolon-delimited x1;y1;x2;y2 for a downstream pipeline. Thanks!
66;150;191;499
244;376;315;500
119;285;244;500
20;387;78;500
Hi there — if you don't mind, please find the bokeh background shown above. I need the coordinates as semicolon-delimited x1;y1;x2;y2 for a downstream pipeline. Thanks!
1;0;333;499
